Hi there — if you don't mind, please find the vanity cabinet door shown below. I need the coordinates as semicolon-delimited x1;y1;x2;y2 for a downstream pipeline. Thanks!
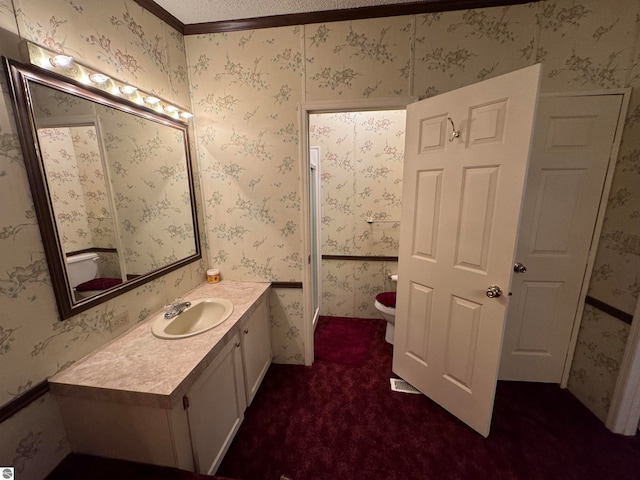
241;297;272;406
186;332;245;475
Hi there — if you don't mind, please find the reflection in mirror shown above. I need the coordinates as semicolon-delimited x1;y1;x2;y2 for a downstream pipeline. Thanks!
37;122;125;302
5;58;200;319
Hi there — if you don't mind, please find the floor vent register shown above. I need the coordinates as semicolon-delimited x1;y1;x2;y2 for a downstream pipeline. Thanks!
390;378;421;394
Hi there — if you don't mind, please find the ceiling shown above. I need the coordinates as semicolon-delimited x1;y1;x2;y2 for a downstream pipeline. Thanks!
152;0;423;25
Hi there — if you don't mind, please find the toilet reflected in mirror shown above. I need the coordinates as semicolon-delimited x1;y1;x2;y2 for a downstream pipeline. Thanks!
66;252;122;302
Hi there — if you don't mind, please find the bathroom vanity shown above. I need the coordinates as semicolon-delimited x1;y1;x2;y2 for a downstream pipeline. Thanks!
49;280;272;475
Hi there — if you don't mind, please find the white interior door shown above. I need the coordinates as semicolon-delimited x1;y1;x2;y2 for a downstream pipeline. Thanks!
392;65;541;437
499;93;625;382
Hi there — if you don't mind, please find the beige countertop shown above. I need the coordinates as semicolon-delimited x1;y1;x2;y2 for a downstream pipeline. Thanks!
49;280;271;410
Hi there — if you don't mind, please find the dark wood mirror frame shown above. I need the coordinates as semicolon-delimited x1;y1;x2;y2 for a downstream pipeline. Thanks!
4;57;201;320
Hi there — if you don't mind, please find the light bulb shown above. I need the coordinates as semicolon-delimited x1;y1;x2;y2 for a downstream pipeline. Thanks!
144;96;161;105
89;73;109;84
164;105;178;113
119;85;137;95
49;55;73;68
180;112;194;119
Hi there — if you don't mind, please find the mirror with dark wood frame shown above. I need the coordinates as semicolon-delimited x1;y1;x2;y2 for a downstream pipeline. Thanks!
4;57;201;320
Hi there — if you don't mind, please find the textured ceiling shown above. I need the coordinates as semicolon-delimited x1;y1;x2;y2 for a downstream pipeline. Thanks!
153;0;422;24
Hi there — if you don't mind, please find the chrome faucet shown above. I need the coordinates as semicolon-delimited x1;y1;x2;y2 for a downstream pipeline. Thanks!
164;299;191;319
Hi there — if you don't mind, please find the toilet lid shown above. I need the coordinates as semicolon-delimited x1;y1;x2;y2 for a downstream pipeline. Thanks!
76;277;122;292
375;292;396;308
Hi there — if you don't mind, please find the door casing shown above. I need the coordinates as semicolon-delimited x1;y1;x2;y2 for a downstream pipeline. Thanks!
299;97;417;365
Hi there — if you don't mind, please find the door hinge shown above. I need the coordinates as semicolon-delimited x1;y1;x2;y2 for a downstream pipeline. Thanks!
183;395;190;410
308;255;311;264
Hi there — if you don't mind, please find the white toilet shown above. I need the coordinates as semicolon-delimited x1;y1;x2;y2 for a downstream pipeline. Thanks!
66;252;121;299
375;291;397;344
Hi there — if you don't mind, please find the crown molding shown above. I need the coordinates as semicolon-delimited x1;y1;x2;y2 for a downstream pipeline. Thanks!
134;0;185;33
137;0;538;35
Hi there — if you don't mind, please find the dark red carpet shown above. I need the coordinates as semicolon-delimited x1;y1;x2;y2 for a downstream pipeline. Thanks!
313;316;374;366
46;453;235;479
217;316;640;480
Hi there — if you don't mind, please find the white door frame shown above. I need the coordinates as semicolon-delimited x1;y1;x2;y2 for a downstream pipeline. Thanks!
607;296;640;434
299;97;417;366
543;89;631;387
309;145;322;330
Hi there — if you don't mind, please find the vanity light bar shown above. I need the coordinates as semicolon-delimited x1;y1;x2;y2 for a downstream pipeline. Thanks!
24;41;194;123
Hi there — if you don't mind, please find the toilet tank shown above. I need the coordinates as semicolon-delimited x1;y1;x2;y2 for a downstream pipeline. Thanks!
66;252;99;288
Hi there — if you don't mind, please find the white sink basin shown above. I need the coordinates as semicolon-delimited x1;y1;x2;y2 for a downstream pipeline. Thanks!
152;298;234;339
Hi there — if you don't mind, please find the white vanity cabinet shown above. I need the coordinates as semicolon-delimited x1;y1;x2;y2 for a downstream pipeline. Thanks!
49;281;272;475
55;332;246;473
240;296;272;405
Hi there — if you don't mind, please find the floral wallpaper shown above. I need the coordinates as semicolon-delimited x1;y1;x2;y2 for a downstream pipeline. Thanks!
97;104;196;275
269;288;305;364
304;16;413;99
567;305;631;421
310;111;404;318
0;1;206;479
70;126;118;252
1;0;640;478
0;395;69;480
311;111;405;257
412;6;539;99
186;26;305;363
39;127;95;252
322;259;399;319
38;126;119;255
12;0;190;108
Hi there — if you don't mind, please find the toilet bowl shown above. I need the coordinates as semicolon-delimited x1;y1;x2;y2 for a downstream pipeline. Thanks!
75;276;123;298
66;252;122;300
375;291;396;345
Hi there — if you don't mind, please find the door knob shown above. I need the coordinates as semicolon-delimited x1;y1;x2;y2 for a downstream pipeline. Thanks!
513;262;527;273
486;285;503;298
